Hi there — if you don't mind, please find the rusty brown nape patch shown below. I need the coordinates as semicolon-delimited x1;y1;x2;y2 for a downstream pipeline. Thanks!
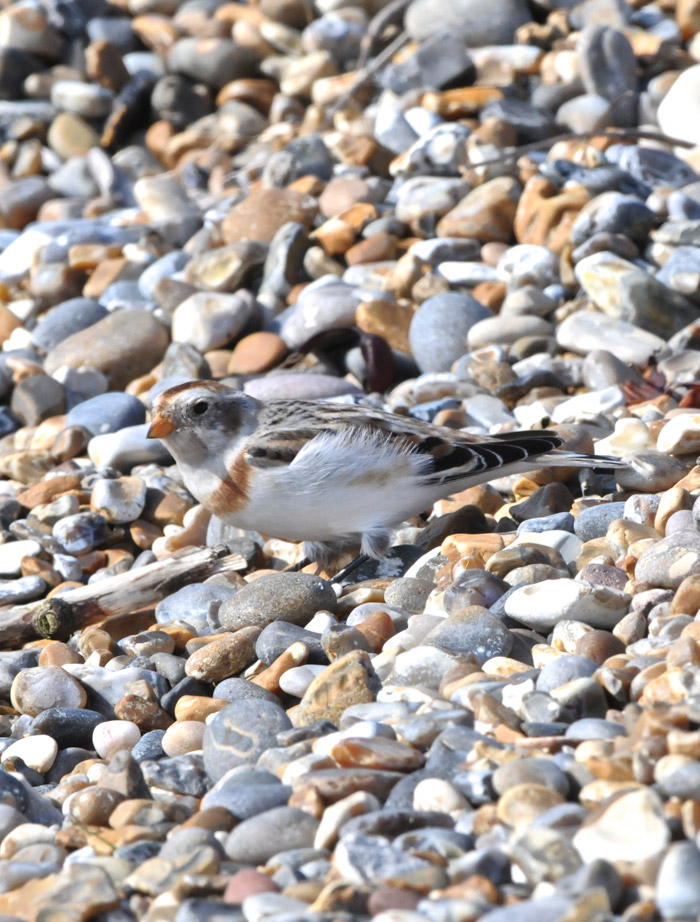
155;379;234;406
210;451;250;515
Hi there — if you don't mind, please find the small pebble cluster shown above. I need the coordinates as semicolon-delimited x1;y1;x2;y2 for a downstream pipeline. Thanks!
2;0;700;919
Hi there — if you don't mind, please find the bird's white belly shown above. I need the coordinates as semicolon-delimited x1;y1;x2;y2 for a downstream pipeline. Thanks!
234;452;432;542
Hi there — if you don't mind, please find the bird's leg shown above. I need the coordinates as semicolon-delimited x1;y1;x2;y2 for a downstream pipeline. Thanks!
284;557;312;572
331;554;370;584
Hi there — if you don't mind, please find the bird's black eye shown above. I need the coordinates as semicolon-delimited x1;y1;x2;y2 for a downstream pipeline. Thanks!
192;400;208;416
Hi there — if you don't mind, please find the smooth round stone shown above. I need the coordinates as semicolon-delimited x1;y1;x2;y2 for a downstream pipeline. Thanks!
32;298;107;353
383;579;434;614
657;64;700;146
505;579;630;631
577;564;627;591
203;700;292;783
88;423;172;471
0;539;41;577
138;251;190;299
636;533;700;590
91;476;147;525
445;570;510;610
11;666;87;717
657;413;700;455
515;513;574;535
162;721;206;757
202;769;291;818
424;610;512;664
213;678;280;705
564;718;626;739
408;292;491;373
92;720;141;758
225;806;319;864
573;788;669;863
656;763;700;800
66;392;145;436
1;735;57;773
155;583;237;634
556;310;666;365
278;280;361;350
406;0;529;45
171;291;255;353
167;37;258;90
51;80;112;118
468;314;552;349
255;621;327;666
492;758;568;797
131;730;166;763
390;646;465;688
53;512;108;554
30;708;104;749
277;664;326;698
535;656;598;693
574;503;626;540
656;842;700;920
497;244;559;288
244;373;362;400
218;573;336;632
44;309;169;392
557;93;612;133
120;631;175;659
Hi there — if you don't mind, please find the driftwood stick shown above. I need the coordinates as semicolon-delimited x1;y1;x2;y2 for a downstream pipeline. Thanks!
0;545;247;649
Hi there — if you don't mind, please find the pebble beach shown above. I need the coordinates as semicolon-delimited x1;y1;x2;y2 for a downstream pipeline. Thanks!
2;0;700;919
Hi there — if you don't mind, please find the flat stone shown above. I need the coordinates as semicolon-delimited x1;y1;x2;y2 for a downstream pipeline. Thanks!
218;573;336;632
225;806;319;864
293;651;382;727
44;309;169;390
203;699;292;782
505;579;630;630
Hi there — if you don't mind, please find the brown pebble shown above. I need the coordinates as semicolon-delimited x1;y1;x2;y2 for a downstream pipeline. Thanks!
496;783;564;830
329;737;424;772
109;798;186;829
672;573;700;615
574;630;625;665
114;694;173;731
181;806;236;833
174;695;229;722
292;650;381;727
353;609;395;653
185;626;261;683
16;474;81;509
251;641;309;695
38;641;82;667
161;720;206;757
69;787;126;827
50;425;90;462
228;331;288;375
142;487;192;527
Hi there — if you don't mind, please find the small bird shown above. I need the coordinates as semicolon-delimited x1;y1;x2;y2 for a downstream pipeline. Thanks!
147;380;623;565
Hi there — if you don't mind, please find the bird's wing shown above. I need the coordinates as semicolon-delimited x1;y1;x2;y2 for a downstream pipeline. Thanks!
242;399;565;484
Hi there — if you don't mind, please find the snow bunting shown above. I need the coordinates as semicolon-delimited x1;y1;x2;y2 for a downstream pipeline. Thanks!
147;380;623;563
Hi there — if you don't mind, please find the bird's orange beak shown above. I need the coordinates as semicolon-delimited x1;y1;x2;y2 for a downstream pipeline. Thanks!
147;412;176;438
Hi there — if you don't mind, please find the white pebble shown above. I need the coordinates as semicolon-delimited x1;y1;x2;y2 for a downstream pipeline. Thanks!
92;720;141;758
1;735;57;773
0;539;42;577
278;664;326;697
413;778;469;814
